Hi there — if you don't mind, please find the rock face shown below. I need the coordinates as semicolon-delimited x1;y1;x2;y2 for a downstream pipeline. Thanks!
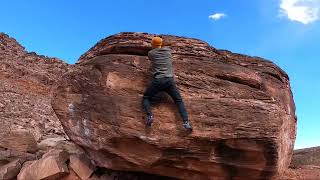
52;32;297;179
0;32;69;145
0;32;175;180
0;32;71;179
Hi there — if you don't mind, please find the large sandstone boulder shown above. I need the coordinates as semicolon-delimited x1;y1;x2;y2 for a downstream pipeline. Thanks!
1;32;168;180
52;32;297;179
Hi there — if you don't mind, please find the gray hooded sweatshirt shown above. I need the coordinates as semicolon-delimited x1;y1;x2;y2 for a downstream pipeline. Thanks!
148;47;174;79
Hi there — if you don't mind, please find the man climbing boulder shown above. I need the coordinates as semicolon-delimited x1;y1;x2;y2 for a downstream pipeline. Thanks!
142;36;193;131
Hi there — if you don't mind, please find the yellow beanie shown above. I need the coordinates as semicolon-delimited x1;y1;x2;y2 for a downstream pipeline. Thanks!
151;37;163;46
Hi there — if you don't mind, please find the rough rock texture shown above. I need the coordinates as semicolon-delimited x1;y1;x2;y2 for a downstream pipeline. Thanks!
1;32;171;180
69;153;96;180
0;32;69;144
0;32;75;179
91;168;176;180
290;146;320;168
278;146;320;179
0;147;36;166
0;159;24;180
61;168;82;180
0;129;38;153
17;149;69;180
52;32;297;179
280;167;320;180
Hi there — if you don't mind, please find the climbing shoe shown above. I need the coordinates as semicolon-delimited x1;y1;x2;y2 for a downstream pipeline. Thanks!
146;114;154;126
183;121;193;131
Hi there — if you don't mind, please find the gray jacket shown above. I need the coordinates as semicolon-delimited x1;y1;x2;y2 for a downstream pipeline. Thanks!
148;47;174;79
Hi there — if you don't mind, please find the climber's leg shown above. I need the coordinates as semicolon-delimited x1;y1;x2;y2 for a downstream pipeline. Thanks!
164;78;192;131
143;79;161;126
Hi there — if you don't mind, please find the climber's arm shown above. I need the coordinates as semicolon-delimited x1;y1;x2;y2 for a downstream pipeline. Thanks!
147;63;152;72
147;52;153;73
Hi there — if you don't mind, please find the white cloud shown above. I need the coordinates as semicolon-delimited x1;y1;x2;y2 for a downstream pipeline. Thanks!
280;0;320;24
209;13;227;20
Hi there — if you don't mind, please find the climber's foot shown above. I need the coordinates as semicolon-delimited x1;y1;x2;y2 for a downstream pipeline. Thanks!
146;114;153;126
183;121;193;131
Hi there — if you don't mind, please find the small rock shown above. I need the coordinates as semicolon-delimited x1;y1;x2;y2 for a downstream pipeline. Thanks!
37;136;66;150
0;159;24;180
69;153;96;180
17;149;69;180
61;168;81;180
0;129;38;153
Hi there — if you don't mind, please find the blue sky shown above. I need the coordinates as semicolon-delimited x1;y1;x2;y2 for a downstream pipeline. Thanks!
1;0;319;149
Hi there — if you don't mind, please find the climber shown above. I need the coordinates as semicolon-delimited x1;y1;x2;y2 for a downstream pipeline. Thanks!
142;36;192;131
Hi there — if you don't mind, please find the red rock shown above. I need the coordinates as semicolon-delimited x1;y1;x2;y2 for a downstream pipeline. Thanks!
278;167;320;180
0;32;69;146
0;32;26;57
52;32;297;179
69;153;96;180
37;136;68;151
0;159;24;180
0;147;36;163
96;171;175;180
276;146;320;179
290;146;320;168
0;130;38;153
38;137;86;156
17;149;69;180
61;168;82;180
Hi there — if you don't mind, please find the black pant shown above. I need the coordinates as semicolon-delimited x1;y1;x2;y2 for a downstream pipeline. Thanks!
142;77;188;122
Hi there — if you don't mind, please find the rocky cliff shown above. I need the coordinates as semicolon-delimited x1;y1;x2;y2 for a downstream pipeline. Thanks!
0;32;70;150
0;32;300;179
52;32;297;179
0;32;71;179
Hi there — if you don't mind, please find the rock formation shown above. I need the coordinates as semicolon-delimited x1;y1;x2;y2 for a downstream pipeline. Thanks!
17;149;70;180
0;32;69;144
0;32;71;179
0;32;175;180
69;153;96;179
2;31;308;179
281;146;320;179
0;159;24;180
291;146;320;168
52;32;297;179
